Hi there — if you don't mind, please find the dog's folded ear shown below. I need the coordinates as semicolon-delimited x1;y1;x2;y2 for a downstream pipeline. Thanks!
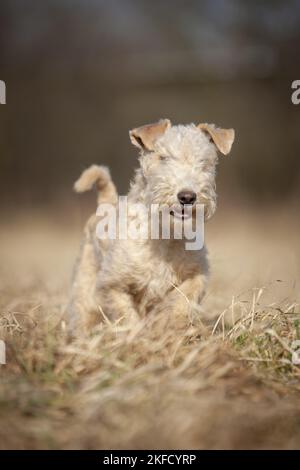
198;123;235;155
129;119;171;151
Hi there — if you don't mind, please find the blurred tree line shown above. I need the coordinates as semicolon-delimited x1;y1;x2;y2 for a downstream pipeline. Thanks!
0;0;300;209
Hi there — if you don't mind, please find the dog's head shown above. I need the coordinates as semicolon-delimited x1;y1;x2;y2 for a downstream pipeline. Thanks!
129;119;235;220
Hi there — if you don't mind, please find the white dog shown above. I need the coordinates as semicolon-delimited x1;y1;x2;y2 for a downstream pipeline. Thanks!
68;119;235;331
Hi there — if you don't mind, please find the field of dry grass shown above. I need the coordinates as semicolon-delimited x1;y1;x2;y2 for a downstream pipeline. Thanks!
0;205;300;449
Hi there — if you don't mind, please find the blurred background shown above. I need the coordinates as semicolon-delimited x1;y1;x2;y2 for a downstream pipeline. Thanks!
1;2;300;451
0;0;300;212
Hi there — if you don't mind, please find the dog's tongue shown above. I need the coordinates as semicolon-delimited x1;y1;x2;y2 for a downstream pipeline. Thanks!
172;206;193;219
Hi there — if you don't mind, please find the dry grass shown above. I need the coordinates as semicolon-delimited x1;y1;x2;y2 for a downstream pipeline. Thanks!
0;206;300;449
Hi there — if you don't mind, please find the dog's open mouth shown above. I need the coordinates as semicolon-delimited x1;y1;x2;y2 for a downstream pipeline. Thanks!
170;206;193;220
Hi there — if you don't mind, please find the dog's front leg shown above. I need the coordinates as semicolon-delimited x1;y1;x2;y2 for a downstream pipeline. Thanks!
96;284;139;322
153;274;208;318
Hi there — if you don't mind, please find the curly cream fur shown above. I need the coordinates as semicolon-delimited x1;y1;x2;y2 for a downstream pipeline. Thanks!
67;121;234;332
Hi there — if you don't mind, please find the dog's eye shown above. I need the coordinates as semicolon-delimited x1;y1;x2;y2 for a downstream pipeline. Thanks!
159;155;170;161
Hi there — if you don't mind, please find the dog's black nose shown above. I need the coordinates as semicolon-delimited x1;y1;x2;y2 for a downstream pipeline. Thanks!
177;190;197;205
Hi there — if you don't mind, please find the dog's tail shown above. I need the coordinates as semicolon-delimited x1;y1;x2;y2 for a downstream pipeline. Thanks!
74;165;118;205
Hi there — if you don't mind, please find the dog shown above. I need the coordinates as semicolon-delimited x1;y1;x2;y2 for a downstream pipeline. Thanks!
68;119;235;332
